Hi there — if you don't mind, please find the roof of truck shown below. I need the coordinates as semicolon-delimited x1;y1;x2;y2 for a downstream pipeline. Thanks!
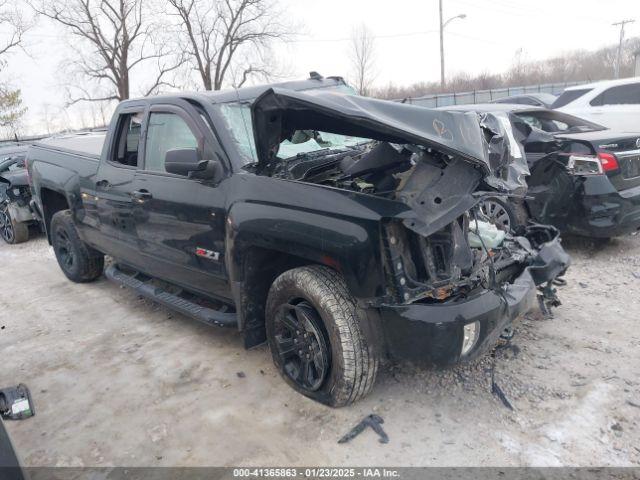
121;75;349;107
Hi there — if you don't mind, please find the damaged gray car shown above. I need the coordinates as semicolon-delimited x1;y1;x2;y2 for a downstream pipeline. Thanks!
0;145;38;244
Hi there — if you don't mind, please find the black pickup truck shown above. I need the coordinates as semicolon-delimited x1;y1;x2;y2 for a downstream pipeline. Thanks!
27;75;569;406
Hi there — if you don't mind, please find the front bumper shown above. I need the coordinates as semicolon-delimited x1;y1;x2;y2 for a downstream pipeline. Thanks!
377;236;569;365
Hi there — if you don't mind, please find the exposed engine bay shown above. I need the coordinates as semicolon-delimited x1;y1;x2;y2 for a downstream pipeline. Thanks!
258;135;567;306
249;88;569;306
267;140;413;195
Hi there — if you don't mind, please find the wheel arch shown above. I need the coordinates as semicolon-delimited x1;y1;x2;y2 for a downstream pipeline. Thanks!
224;200;387;348
229;245;332;348
40;187;70;244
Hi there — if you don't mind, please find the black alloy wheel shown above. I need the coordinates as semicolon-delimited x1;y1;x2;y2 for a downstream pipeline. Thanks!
54;227;76;271
0;206;14;243
272;299;330;392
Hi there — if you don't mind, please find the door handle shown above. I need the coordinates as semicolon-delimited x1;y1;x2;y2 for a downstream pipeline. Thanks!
132;189;153;201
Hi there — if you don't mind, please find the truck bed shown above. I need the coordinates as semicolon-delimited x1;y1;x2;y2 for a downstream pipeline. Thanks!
32;131;106;160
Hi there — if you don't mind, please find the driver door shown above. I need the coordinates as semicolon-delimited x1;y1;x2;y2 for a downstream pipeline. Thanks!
131;102;230;301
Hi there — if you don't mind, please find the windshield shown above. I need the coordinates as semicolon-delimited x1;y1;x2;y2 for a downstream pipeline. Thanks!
515;110;605;134
216;85;366;165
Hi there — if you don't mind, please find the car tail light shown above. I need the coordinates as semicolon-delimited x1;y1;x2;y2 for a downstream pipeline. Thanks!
568;153;619;175
597;152;619;173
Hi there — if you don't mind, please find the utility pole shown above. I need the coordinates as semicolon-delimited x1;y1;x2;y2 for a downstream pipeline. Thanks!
613;19;635;78
439;0;445;89
439;0;466;89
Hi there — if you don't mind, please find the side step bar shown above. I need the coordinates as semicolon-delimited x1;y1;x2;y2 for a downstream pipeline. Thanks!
105;264;237;328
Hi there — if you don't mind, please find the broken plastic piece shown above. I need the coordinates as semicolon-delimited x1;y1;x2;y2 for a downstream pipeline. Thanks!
0;384;34;420
338;414;389;444
490;353;514;411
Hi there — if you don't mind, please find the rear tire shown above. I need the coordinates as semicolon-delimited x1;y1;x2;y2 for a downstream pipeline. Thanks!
50;210;104;282
266;266;378;407
0;204;29;244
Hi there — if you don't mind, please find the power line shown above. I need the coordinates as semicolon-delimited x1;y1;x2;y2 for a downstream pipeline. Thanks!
291;30;438;43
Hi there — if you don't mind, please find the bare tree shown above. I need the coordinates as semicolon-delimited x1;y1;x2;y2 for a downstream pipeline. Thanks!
0;1;32;137
32;0;183;103
349;24;376;96
168;0;290;91
0;1;31;57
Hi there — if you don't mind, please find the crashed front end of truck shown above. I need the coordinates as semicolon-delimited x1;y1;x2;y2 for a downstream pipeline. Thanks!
250;89;570;364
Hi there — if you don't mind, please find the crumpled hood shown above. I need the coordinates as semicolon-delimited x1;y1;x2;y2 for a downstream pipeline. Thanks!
251;88;529;192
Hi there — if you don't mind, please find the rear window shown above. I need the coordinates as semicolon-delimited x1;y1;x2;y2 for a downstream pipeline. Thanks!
551;88;592;108
515;110;604;133
590;83;640;106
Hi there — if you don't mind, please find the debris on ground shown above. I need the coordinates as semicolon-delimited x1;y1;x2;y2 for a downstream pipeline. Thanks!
338;414;389;444
611;422;623;432
2;235;640;466
236;371;246;378
489;353;514;411
0;384;35;420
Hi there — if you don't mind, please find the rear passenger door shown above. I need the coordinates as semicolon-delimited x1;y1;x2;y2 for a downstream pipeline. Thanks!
91;107;146;264
589;82;640;130
131;102;231;301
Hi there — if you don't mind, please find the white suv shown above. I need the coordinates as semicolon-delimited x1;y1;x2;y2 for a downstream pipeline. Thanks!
552;77;640;131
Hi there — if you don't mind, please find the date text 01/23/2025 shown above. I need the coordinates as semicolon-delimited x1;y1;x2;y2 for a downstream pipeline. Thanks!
232;468;400;478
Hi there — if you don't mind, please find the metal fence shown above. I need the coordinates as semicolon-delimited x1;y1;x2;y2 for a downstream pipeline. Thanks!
401;81;587;108
0;134;48;145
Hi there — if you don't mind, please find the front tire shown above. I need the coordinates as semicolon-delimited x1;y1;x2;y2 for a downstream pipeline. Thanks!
50;210;104;282
266;266;378;407
0;204;29;244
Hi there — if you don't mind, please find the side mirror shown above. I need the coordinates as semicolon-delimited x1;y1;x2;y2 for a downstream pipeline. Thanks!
164;148;223;181
164;148;203;176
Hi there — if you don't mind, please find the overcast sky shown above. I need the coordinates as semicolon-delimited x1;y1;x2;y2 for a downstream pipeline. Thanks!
4;0;640;135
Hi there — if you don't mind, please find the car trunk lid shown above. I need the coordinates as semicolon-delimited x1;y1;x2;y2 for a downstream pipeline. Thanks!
557;131;640;192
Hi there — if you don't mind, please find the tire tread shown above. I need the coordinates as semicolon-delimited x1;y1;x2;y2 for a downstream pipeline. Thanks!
267;265;378;407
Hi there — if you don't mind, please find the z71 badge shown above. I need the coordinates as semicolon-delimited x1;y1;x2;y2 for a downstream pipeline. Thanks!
195;248;220;261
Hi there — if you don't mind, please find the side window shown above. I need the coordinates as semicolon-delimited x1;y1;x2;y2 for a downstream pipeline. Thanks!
550;88;592;108
590;84;640;106
144;112;198;172
113;112;143;167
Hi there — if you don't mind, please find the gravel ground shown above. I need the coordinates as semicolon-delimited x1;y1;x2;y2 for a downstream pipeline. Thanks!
1;233;639;467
